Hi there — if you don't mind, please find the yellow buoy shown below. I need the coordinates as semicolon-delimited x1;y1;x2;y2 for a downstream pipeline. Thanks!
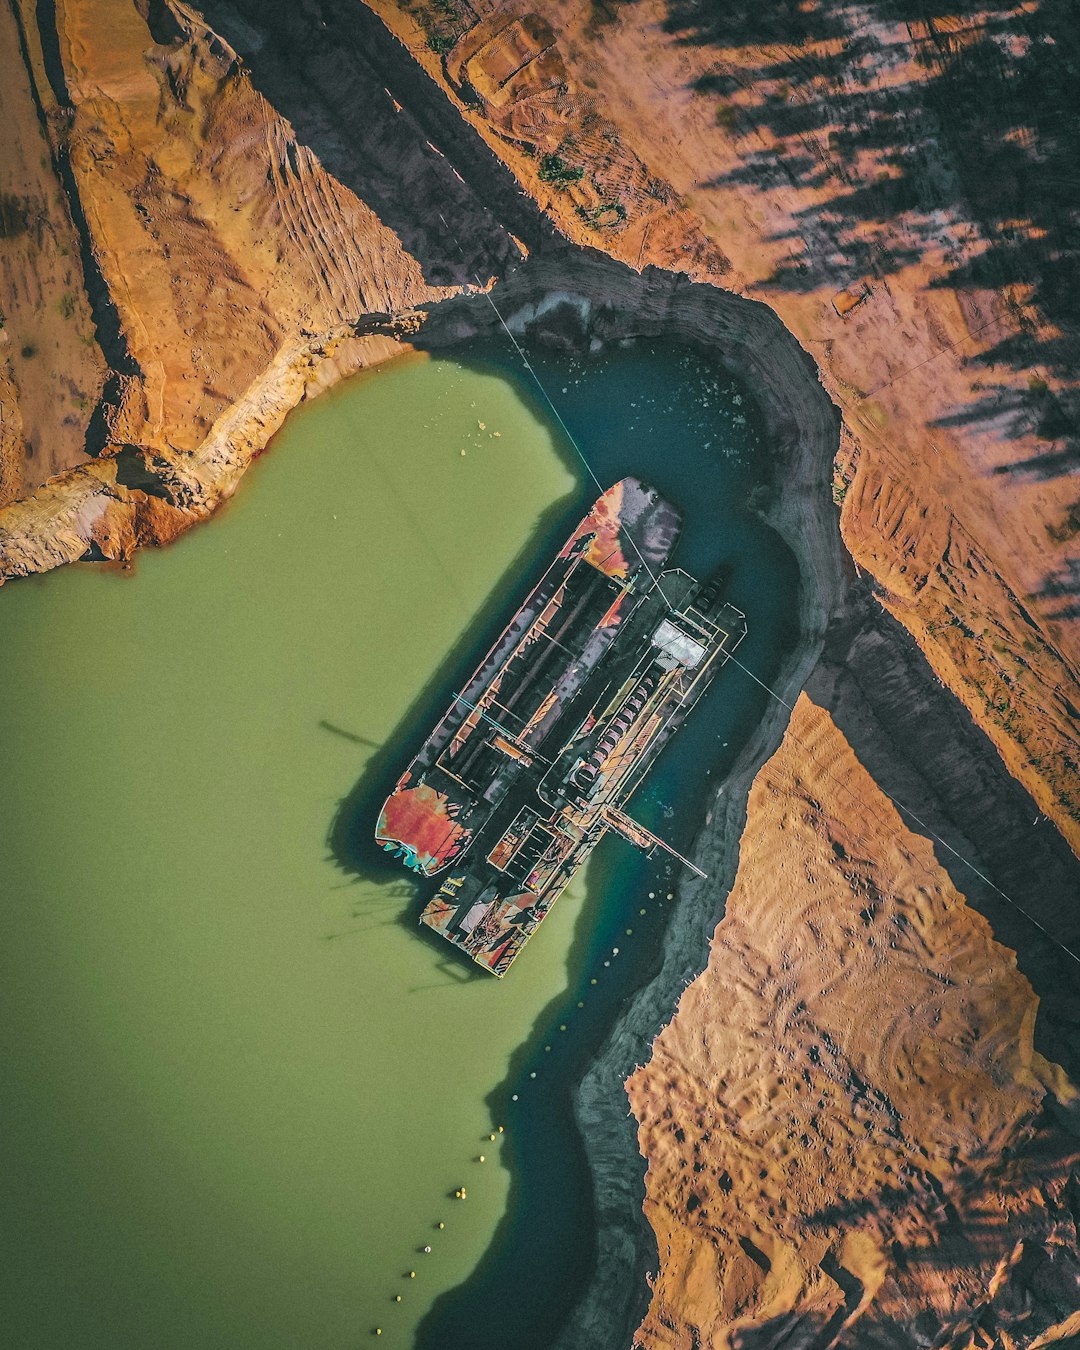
394;1295;401;1303
478;1154;485;1163
497;1125;505;1133
489;1133;496;1141
408;1270;416;1279
437;1221;445;1230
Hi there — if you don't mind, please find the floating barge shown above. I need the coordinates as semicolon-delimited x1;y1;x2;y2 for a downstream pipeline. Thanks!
375;478;746;976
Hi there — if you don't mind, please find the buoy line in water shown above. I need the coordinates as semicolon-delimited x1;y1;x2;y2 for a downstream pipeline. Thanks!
360;328;776;1342
370;879;676;1338
372;1123;508;1338
437;212;667;598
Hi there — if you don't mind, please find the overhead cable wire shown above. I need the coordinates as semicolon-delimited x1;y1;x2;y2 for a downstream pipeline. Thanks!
437;215;1080;973
723;648;1080;970
438;213;664;594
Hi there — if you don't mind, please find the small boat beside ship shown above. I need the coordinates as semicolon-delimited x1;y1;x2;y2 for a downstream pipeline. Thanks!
375;477;746;976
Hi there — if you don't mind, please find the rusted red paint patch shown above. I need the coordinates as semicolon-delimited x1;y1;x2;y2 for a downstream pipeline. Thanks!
561;480;630;578
377;779;469;875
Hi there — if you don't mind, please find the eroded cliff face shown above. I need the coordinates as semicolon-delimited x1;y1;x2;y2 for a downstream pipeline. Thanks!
0;3;1078;1349
0;0;512;574
0;0;107;501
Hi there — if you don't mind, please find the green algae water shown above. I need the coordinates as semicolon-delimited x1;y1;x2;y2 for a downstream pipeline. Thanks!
0;341;797;1350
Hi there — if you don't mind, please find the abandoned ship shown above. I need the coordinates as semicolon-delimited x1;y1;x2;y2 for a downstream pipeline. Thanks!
375;477;746;976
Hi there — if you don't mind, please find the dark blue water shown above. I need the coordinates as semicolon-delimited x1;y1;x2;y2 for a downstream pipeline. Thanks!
414;337;800;1350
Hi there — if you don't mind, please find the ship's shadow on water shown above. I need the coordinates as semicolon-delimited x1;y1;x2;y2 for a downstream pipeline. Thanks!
320;485;587;978
322;710;669;1346
315;465;652;1343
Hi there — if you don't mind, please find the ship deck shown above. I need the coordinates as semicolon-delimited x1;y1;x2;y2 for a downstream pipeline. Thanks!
419;574;745;974
374;478;747;976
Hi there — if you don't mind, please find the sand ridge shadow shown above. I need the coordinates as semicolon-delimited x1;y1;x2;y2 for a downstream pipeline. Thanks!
807;586;1080;1077
195;0;557;288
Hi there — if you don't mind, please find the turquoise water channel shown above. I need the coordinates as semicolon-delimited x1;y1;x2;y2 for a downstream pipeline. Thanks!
0;339;797;1349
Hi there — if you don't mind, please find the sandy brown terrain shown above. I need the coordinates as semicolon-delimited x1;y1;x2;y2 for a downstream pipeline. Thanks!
567;0;1080;852
0;3;1077;1348
629;694;1080;1349
0;0;519;571
369;0;1080;856
0;0;105;501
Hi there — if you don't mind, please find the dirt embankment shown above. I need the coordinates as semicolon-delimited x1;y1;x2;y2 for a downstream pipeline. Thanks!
1;5;1078;1347
0;0;106;501
606;570;1080;1350
629;690;1080;1350
0;0;523;576
367;0;1080;856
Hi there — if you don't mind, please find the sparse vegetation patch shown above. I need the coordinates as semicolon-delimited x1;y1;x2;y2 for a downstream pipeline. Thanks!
539;153;584;188
576;200;626;228
0;192;32;238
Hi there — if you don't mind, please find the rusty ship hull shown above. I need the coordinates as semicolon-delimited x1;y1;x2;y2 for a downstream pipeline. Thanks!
375;477;746;976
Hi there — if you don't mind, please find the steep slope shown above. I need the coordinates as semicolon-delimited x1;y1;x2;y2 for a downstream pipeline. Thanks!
365;0;1080;851
0;0;106;500
628;693;1080;1349
0;0;519;574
